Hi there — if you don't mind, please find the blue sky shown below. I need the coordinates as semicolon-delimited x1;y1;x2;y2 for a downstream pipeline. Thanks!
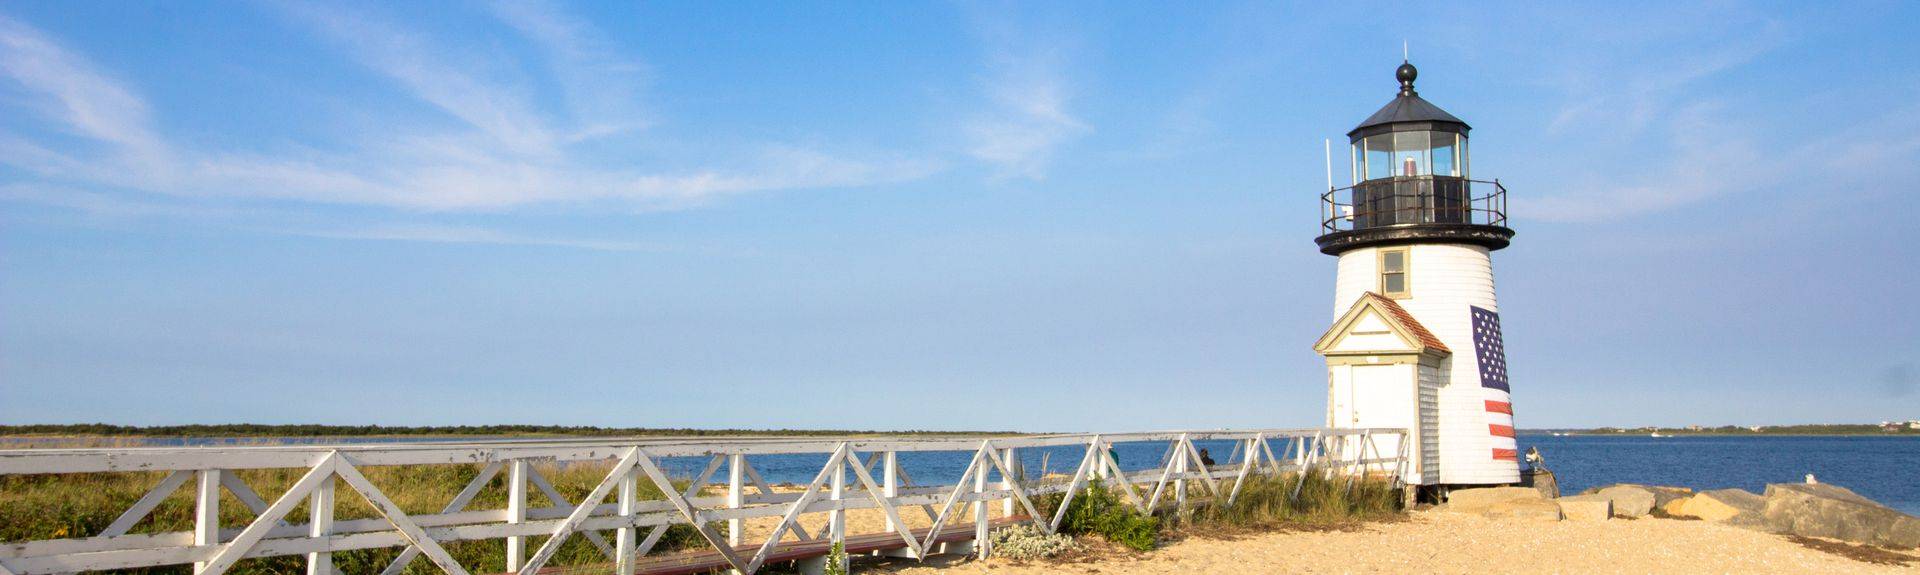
2;1;1916;431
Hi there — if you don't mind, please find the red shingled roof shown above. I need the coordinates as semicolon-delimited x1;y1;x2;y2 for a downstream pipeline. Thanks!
1360;292;1450;353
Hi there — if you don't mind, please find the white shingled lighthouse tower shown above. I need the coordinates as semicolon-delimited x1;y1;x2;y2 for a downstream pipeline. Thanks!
1312;60;1519;489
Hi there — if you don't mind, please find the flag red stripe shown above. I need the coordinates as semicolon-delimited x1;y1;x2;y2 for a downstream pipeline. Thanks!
1489;424;1515;438
1492;448;1518;461
1484;400;1512;414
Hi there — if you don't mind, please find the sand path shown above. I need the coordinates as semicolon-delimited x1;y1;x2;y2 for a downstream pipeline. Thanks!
852;511;1920;574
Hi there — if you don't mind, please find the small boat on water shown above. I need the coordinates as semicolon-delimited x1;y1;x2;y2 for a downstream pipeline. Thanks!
1650;432;1667;438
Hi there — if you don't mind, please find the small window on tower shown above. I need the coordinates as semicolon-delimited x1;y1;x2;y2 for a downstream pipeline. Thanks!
1379;248;1409;298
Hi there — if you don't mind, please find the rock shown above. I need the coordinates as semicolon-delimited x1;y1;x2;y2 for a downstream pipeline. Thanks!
1442;487;1560;521
1642;485;1696;508
1575;485;1657;517
1557;495;1612;521
1675;488;1767;525
1581;483;1691;507
1520;468;1560;499
1763;483;1920;548
1659;497;1691;517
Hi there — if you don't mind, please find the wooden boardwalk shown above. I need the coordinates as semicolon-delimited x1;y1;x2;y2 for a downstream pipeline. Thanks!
0;430;1408;575
534;517;1029;575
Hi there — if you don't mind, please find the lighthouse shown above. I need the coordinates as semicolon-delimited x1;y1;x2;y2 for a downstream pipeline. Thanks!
1311;60;1518;488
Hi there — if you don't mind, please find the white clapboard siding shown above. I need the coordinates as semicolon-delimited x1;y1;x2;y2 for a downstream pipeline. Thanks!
1333;243;1519;485
1416;359;1444;485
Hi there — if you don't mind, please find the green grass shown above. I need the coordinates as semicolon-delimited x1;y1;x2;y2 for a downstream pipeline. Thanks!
1046;479;1160;551
0;461;715;575
1035;470;1403;552
1185;471;1401;527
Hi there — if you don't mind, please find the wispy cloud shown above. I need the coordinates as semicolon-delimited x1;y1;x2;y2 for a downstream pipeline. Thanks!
487;0;649;141
0;6;941;247
1542;11;1787;141
963;12;1088;180
1523;103;1763;222
279;1;562;156
1518;9;1793;222
1522;96;1920;223
0;183;241;221
0;15;170;175
295;223;668;252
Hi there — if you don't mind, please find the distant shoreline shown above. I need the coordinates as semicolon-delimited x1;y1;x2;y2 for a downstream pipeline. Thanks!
1521;426;1920;437
1523;432;1919;437
0;424;1024;439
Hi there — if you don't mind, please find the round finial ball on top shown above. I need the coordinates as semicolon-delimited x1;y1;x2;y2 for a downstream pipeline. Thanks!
1396;62;1418;96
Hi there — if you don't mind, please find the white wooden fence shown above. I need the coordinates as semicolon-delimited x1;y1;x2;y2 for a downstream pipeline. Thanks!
0;428;1407;575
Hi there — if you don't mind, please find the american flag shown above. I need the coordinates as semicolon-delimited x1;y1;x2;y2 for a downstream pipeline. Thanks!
1471;306;1509;392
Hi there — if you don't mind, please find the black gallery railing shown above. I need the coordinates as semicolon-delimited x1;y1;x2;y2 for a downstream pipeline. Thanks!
1320;177;1508;234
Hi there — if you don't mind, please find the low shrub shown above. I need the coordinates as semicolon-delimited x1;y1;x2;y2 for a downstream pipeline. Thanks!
1034;469;1402;553
822;542;848;575
1045;479;1160;551
988;524;1078;560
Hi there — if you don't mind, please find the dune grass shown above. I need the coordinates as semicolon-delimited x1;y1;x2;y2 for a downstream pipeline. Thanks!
1184;470;1401;528
1033;469;1402;552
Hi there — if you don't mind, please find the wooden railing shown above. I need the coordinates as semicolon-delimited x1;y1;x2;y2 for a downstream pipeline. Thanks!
0;428;1407;575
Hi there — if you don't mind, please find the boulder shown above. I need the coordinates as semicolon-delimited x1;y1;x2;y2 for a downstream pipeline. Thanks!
1763;483;1920;548
1674;488;1767;525
1442;487;1561;521
1581;483;1691;506
1556;495;1612;521
1659;497;1691;517
1642;485;1696;508
1576;484;1658;518
1521;468;1560;499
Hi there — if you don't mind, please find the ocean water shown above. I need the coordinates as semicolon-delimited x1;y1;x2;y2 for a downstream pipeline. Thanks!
660;435;1920;516
6;434;1915;516
1518;434;1920;515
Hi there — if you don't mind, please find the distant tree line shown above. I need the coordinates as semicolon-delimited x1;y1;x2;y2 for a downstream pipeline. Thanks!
1528;423;1918;436
0;423;1023;437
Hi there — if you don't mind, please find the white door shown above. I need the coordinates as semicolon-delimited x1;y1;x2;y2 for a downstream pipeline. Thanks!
1350;364;1410;461
1329;367;1354;427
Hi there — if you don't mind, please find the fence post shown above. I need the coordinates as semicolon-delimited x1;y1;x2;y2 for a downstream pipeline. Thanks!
506;459;529;572
830;452;847;572
1000;447;1018;518
1174;435;1189;517
616;469;637;575
306;474;334;575
973;448;990;559
1093;439;1109;481
882;452;899;532
727;454;745;549
194;470;221;575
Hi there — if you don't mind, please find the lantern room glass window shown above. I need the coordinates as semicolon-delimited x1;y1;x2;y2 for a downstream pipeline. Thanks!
1364;135;1392;180
1354;131;1467;181
1393;131;1429;177
1431;132;1457;177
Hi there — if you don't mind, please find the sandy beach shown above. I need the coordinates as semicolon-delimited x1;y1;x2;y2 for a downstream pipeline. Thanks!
778;511;1914;574
715;489;1920;574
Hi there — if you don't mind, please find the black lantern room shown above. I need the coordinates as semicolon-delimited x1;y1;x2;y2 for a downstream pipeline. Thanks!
1316;61;1512;255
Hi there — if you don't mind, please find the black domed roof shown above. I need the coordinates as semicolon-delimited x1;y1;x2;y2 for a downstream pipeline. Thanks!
1347;62;1469;139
